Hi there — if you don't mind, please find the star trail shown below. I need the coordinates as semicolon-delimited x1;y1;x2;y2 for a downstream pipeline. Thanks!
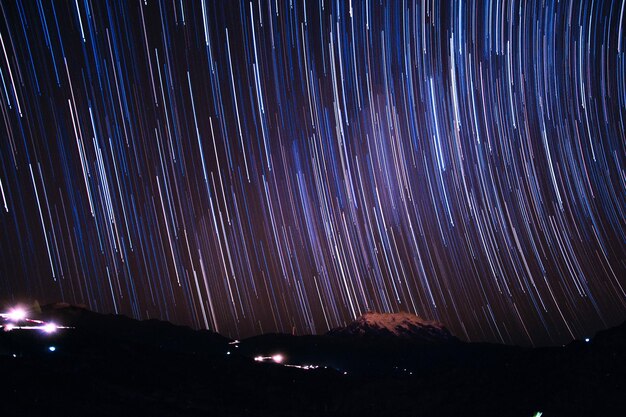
0;0;624;346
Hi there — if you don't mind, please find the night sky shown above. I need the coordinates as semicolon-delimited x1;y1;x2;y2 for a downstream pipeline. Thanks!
0;0;624;346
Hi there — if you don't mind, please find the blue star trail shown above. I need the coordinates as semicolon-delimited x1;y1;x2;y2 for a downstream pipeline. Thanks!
0;0;624;346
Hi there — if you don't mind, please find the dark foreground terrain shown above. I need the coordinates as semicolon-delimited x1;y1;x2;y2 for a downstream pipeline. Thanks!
0;304;624;417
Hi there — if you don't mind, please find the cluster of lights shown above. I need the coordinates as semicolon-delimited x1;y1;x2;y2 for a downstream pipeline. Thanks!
254;354;285;364
284;364;319;371
251;354;321;372
0;306;67;334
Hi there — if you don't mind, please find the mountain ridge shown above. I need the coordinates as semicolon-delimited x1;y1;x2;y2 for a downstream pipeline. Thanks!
1;302;625;416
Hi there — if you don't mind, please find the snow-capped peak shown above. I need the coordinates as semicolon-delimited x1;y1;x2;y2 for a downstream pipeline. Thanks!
327;311;457;342
357;312;444;331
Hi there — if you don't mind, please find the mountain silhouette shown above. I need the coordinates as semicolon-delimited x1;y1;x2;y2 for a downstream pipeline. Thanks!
0;303;624;416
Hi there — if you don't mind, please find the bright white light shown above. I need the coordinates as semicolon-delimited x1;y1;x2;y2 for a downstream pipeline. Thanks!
226;351;231;355
585;338;590;343
42;323;57;334
254;356;264;362
48;346;56;352
271;354;284;364
7;308;26;322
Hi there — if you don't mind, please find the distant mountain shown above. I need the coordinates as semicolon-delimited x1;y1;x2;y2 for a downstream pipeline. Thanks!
590;320;626;347
326;312;458;343
34;302;231;355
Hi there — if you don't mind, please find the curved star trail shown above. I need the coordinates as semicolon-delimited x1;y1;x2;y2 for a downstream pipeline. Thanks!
0;0;624;346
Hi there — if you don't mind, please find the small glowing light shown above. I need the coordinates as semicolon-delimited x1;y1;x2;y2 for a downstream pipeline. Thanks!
585;338;590;343
226;351;231;355
532;412;543;417
271;354;284;364
7;308;26;322
254;356;264;362
12;354;16;358
4;323;15;331
48;346;56;352
42;323;57;334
